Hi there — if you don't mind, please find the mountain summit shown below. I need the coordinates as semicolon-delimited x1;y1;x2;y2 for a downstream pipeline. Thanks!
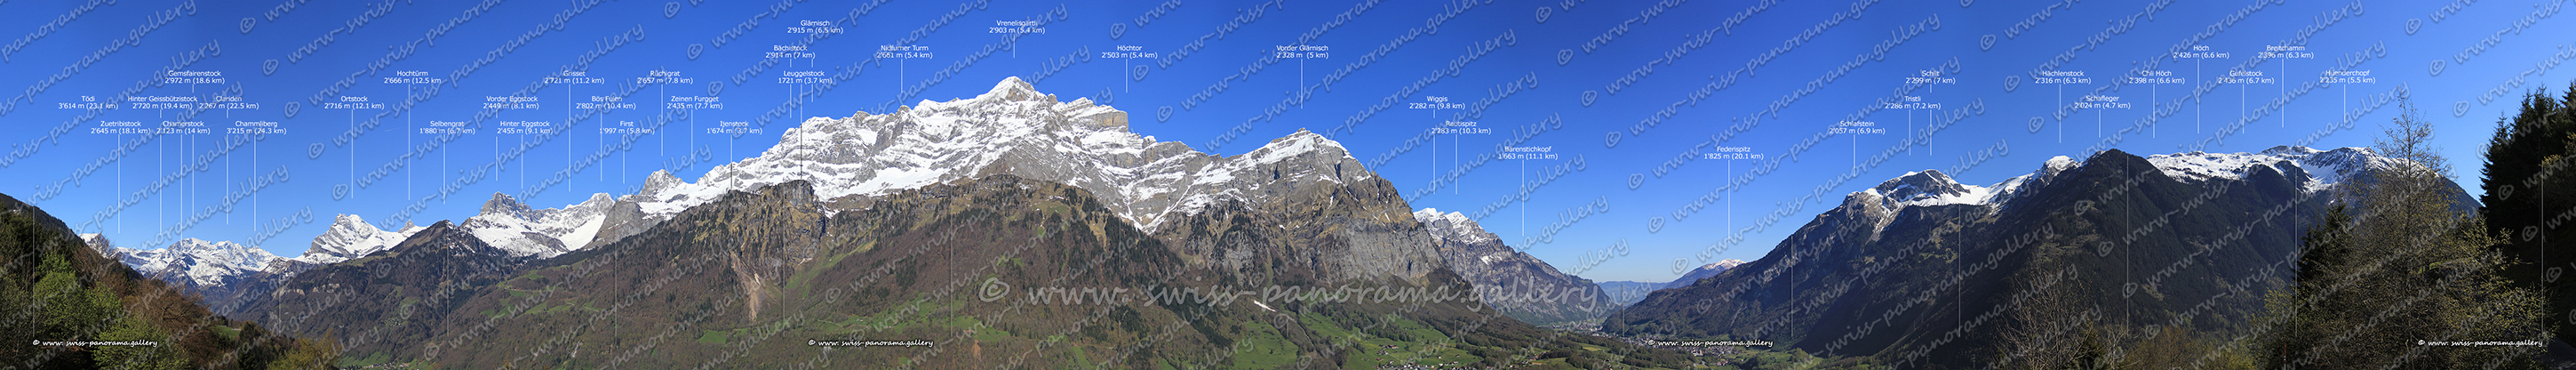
299;213;424;264
589;78;1376;255
459;192;615;258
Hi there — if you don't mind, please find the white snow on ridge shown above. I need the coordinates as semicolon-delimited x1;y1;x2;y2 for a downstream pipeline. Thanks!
460;192;618;258
1850;148;2400;216
294;213;425;264
237;77;1370;268
1898;184;1994;207
620;77;1370;234
1857;170;1993;211
116;238;284;287
120;78;1382;294
1413;207;1500;245
2145;146;2400;191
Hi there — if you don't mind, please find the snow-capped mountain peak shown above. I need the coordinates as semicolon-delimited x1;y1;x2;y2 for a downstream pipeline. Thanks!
638;170;685;196
459;192;617;258
1412;208;1499;245
1252;128;1355;165
1864;170;1987;208
480;192;534;219
1707;259;1747;270
613;77;1376;236
118;238;283;287
80;233;113;256
1663;259;1748;290
978;76;1049;103
296;213;425;264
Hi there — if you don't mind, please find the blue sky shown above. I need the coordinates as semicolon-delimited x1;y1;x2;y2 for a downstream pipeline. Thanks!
4;0;2571;283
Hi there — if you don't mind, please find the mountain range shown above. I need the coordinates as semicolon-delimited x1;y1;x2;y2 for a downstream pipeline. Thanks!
70;76;2492;368
1602;146;2469;367
88;77;1693;368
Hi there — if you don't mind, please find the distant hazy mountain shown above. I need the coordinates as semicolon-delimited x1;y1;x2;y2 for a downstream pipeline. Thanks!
1587;259;1741;309
1662;259;1745;291
1594;280;1664;307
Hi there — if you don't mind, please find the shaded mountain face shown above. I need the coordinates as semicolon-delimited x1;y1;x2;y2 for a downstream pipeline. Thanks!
1604;148;2454;367
241;220;526;349
389;176;1195;368
1412;208;1620;324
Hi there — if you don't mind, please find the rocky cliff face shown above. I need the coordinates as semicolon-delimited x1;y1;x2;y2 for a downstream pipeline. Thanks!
1141;131;1449;285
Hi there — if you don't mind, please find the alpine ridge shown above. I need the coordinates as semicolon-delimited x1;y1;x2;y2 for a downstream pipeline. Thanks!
97;77;1702;368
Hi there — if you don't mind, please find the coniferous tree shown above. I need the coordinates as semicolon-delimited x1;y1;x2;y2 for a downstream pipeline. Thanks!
2260;100;2549;368
3;199;345;369
2479;81;2576;344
